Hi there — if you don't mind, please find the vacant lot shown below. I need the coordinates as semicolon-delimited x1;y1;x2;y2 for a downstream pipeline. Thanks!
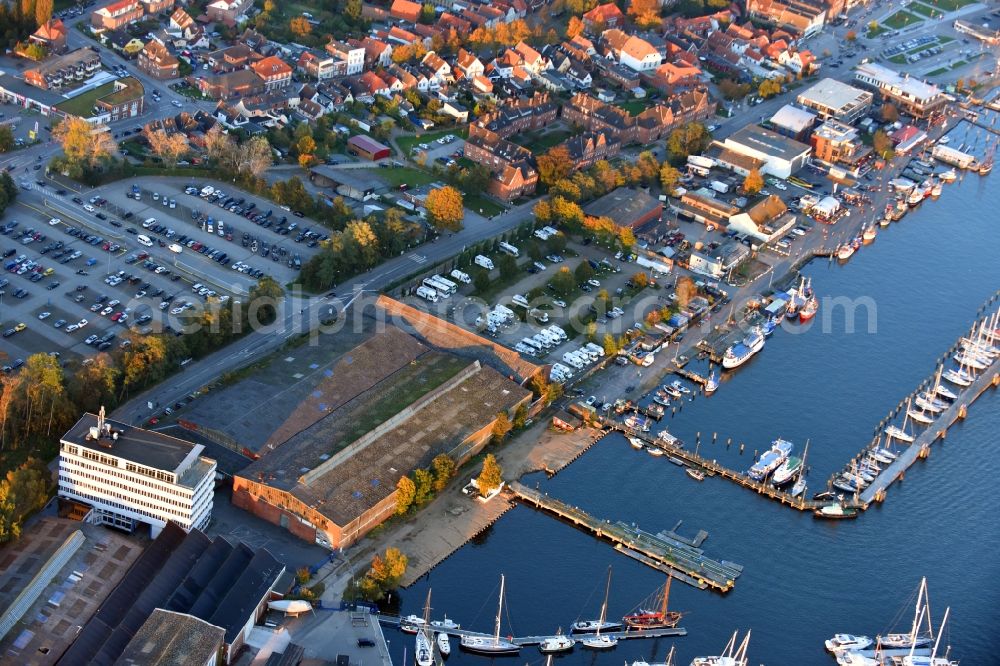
883;10;922;29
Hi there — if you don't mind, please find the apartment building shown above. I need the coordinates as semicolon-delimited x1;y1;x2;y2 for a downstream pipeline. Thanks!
24;48;101;90
57;409;216;537
90;0;144;31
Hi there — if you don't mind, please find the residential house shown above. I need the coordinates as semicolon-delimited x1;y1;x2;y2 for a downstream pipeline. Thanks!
854;62;947;118
195;69;265;101
166;8;201;44
207;44;260;73
252;55;293;91
746;0;827;37
777;48;816;75
455;48;485;80
390;0;422;22
29;19;68;54
357;37;392;68
24;48;101;90
206;0;252;26
421;51;452;85
727;194;797;241
602;29;663;72
90;0;143;31
325;40;365;76
562;132;621;170
649;61;702;95
464;124;538;201
582;3;625;32
139;0;173;16
298;51;339;81
138;39;179;79
513;41;548;75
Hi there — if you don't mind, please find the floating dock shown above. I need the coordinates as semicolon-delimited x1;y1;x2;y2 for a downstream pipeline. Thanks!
376;615;687;644
506;481;742;592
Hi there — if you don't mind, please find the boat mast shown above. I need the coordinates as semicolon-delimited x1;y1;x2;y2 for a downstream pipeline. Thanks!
799;439;810;483
734;629;751;664
908;605;927;659
931;606;950;660
494;575;505;647
596;566;612;637
909;577;927;643
660;573;672;616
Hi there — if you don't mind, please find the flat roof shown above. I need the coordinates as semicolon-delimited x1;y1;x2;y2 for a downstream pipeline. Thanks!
116;609;225;666
797;77;872;111
310;164;384;191
584;187;663;227
769;103;817;132
62;414;203;475
854;62;941;102
725;125;811;162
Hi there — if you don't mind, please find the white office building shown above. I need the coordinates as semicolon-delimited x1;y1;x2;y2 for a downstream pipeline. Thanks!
58;408;216;537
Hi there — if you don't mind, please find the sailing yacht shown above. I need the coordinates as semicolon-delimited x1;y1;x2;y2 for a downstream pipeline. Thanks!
460;575;521;655
878;578;935;650
691;629;751;666
825;634;874;653
571;567;623;634
901;607;959;666
907;405;934;425
885;410;915;443
415;590;434;666
633;645;677;666
952;350;988;370
705;368;719;394
581;567;618;650
942;367;973;387
790;440;809;498
623;574;683;629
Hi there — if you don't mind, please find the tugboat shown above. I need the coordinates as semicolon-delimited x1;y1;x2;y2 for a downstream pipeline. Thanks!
623;575;683;629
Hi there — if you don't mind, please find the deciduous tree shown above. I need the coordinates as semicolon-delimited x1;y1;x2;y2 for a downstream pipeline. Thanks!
146;128;189;164
395;475;416;514
491;412;512;443
425;185;464;231
289;16;312;36
412;468;434;505
659;163;681;194
536;145;573;186
431;454;455;492
477;453;503;496
53;117;115;170
743;168;764;195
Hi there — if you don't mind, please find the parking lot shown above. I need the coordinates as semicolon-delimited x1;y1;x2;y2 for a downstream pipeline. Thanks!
0;174;321;369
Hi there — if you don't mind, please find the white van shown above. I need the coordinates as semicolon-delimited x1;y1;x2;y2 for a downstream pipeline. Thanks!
142;217;156;229
137;234;153;247
416;285;439;303
474;255;494;270
585;342;606;357
200;186;215;198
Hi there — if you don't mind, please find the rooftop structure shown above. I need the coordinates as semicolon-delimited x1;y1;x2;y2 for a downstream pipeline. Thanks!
769;103;817;139
116;609;225;666
58;409;216;537
584;187;664;230
58;522;284;665
24;48;101;90
853;63;946;117
723;125;812;179
795;77;873;123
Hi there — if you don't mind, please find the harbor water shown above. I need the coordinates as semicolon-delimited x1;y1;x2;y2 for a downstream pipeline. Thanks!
392;174;1000;664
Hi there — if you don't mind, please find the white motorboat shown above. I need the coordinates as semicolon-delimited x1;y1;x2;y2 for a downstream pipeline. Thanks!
539;633;574;653
629;437;645;450
436;632;451;656
669;380;691;395
705;368;719;394
837;243;855;260
885;425;915;443
939;168;957;182
431;617;460;631
661;384;683;399
825;634;873;653
722;327;765;370
460;575;520;655
647;447;665;457
400;615;427;634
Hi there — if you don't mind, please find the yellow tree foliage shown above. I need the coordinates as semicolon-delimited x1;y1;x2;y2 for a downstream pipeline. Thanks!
146;128;189;164
289;16;312;36
425;185;464;231
743;168;764;195
53;117;115;168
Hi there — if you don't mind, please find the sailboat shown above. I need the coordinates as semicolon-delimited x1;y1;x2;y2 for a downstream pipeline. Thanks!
460;575;521;655
415;590;434;666
885;408;915;443
901;607;959;666
436;631;451;657
571;567;623;633
623;574;683;629
878;577;935;650
906;402;935;426
691;629;751;666
633;645;677;666
790;440;809;498
581;567;618;650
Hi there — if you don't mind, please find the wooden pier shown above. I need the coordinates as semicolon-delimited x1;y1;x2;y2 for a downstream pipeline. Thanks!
859;358;999;505
376;614;687;644
506;481;742;592
669;366;708;387
602;420;844;513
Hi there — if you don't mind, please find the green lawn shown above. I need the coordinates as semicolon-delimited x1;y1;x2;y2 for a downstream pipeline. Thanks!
55;82;117;117
513;128;577;152
925;67;950;77
397;128;467;156
616;98;655;115
889;54;908;64
867;23;889;37
883;10;922;29
376;166;437;188
464;194;505;218
926;0;976;10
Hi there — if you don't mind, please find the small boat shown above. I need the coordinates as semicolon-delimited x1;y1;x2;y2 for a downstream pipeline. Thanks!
686;468;705;481
431;617;460;631
870;449;895;465
862;225;877;242
661;384;683;399
692;630;751;666
942;368;973;387
632;645;677;666
658;429;682;447
400;615;427;634
813;490;840;501
653;394;672;407
930;180;943;197
833;476;862;494
629;437;645;450
580;567;619;650
625;414;652;431
771;456;802;487
837;243;855;260
416;632;433;666
907;188;924;205
623;574;683;629
815;504;859;520
437;632;451;657
934;383;958;401
647;447;665;457
705;368;719;394
885;425;915;443
572;568;623;634
953;351;988;370
669;380;691;395
460;575;520;655
879;215;891;228
907;408;934;425
644;403;665;419
938;136;950;145
539;632;574;654
939;168;957;182
914;393;945;413
979;160;993;175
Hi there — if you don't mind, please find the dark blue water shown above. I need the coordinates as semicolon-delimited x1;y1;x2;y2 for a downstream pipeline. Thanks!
392;174;1000;665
